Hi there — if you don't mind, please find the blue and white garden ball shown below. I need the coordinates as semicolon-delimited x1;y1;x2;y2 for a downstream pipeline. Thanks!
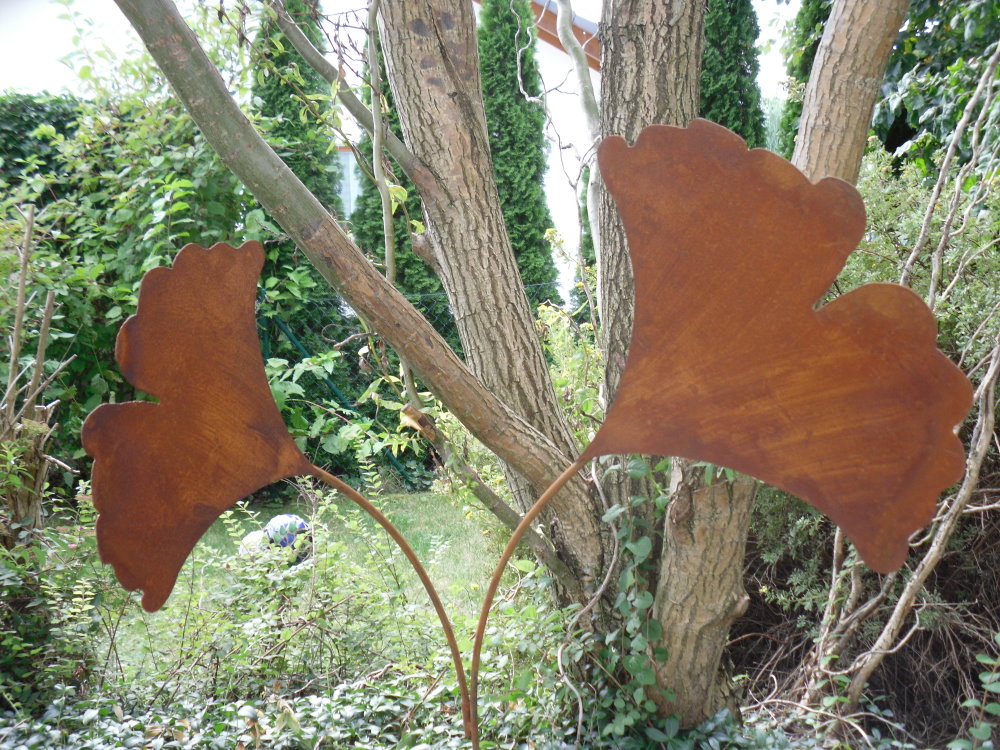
238;529;267;555
265;514;310;548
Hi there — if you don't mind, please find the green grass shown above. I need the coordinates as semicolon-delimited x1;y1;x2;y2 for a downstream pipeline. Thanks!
97;484;507;699
190;486;505;608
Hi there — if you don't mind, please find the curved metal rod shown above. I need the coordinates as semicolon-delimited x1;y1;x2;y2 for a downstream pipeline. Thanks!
309;464;477;745
468;457;589;732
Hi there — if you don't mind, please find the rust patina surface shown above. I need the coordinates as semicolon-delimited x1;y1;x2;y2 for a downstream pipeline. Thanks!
82;241;312;611
583;119;972;572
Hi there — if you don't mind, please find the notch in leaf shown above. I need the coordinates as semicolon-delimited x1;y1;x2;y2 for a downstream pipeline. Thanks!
581;120;972;573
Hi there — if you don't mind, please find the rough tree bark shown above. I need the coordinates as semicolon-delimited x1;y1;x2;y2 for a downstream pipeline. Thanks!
598;0;706;389
376;0;606;590
793;0;912;183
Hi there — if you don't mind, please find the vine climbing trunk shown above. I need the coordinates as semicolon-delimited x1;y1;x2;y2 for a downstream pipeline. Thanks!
596;0;758;726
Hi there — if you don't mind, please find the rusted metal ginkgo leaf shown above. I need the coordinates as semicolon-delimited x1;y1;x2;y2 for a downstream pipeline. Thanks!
582;119;972;573
82;241;313;611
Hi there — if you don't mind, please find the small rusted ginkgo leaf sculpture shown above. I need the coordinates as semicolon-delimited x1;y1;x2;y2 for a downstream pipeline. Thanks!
84;240;475;736
580;119;972;572
82;242;314;611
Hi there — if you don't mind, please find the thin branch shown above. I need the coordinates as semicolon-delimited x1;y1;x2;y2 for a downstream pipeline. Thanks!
11;356;76;429
899;41;1000;287
557;462;620;744
4;206;35;425
367;0;422;408
265;0;419;178
23;290;56;418
553;0;602;267
927;65;999;310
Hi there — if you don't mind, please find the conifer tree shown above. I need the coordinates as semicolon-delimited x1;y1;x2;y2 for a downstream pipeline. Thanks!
478;0;562;308
253;0;342;221
699;0;767;148
252;0;344;317
776;0;832;158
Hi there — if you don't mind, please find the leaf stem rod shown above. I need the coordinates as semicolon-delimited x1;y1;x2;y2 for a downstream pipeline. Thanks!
308;464;477;745
468;457;589;731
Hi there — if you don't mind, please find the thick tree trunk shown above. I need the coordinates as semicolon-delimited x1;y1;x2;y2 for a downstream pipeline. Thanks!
597;0;758;727
650;473;756;723
792;0;911;183
598;0;705;391
377;0;606;589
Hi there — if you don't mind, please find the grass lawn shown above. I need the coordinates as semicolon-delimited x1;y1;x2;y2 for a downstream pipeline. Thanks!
97;483;508;699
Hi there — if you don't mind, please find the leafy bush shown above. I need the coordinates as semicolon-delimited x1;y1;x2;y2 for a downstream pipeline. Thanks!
0;495;107;713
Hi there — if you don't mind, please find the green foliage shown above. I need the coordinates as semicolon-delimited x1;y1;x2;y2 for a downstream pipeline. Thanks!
478;0;562;308
0;90;247;481
251;0;343;287
0;93;80;205
0;494;105;713
876;0;1000;171
0;8;254;483
597;489;672;739
0;478;808;747
949;633;1000;750
252;0;342;216
265;352;432;490
848;145;999;367
699;0;767;148
747;485;832;620
0;7;418;487
776;0;832;158
538;303;602;448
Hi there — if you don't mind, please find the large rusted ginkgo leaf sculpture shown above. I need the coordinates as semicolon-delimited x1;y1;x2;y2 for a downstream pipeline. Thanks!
84;121;974;748
82;242;315;611
580;119;972;572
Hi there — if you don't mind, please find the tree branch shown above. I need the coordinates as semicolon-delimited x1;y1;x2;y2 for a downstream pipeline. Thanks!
112;0;577;502
554;0;602;300
264;0;422;182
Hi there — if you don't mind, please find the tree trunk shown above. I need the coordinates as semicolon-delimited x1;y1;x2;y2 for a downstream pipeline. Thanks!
377;0;606;590
650;472;756;723
598;0;706;391
792;0;911;183
596;0;758;727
